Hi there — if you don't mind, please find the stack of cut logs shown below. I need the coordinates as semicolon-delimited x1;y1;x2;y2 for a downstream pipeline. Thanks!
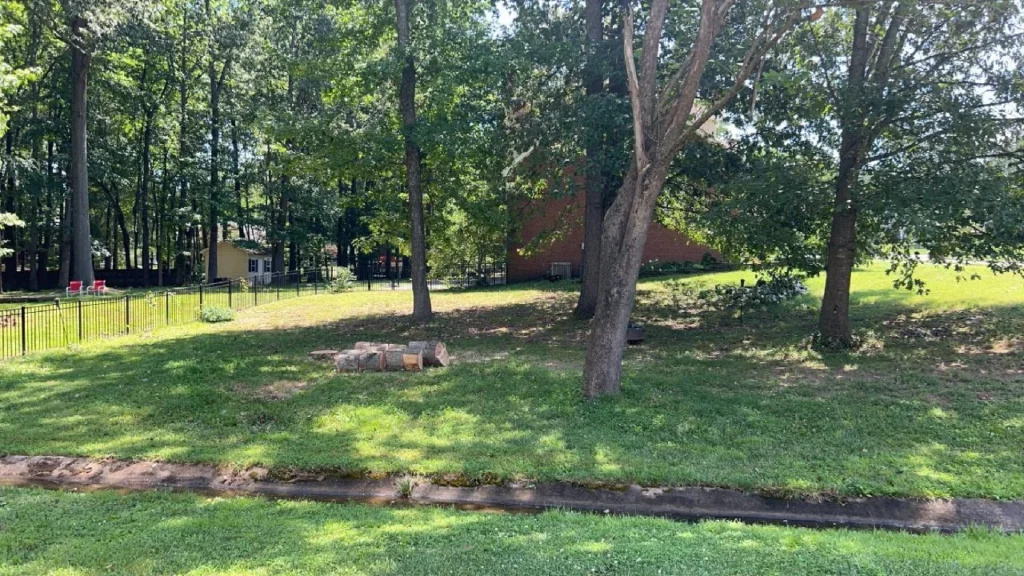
332;341;449;372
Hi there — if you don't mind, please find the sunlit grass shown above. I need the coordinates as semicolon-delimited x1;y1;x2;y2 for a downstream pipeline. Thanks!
0;487;1021;575
0;263;1021;498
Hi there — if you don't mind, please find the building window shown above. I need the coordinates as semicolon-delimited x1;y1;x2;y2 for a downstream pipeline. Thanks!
248;259;258;273
264;258;272;273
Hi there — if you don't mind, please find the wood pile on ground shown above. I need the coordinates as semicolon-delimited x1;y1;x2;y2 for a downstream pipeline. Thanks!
310;341;449;373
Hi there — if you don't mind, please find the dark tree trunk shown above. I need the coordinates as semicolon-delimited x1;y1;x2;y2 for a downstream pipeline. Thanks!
272;174;287;274
39;139;54;274
395;0;432;321
583;165;670;397
2;131;17;284
231;117;241;239
157;149;168;286
175;9;190;286
583;0;735;397
27;125;41;290
817;6;871;348
103;203;112;270
69;17;94;284
140;114;153;284
339;178;352;266
575;0;606;319
114;192;132;269
58;193;71;287
207;80;223;281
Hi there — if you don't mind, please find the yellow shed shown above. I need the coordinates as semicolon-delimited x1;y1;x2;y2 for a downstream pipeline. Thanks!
201;240;273;282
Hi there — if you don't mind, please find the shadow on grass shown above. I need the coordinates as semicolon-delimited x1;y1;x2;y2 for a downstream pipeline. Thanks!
0;289;1022;499
5;488;1021;575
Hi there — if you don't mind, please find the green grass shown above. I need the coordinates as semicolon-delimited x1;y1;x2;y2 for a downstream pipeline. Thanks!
1;487;1021;575
0;264;1021;499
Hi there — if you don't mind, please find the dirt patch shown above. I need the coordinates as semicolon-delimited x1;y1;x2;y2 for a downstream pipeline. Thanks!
2;454;1023;533
234;380;313;401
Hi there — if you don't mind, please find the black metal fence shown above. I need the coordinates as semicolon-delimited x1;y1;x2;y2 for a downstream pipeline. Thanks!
354;262;507;291
0;268;333;361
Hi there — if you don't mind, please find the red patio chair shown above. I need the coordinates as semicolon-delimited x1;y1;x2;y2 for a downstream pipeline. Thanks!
66;281;84;297
87;279;107;295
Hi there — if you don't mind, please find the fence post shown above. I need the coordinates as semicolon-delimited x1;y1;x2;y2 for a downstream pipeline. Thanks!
165;291;170;325
314;269;318;294
296;271;300;297
20;306;26;356
199;285;204;309
78;300;83;341
228;281;233;308
125;295;131;334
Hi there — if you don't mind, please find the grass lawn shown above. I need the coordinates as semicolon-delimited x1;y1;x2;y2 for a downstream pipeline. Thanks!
0;263;1021;499
1;488;1021;575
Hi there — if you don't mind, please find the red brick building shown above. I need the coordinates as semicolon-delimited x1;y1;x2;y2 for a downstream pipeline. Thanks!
507;193;716;283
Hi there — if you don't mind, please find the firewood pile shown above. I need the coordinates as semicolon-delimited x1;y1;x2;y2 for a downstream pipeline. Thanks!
310;341;450;373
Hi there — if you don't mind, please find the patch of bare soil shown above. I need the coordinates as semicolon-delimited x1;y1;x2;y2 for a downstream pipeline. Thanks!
3;455;1023;533
234;380;313;401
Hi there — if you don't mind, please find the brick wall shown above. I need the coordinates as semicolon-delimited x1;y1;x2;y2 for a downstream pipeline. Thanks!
507;194;716;283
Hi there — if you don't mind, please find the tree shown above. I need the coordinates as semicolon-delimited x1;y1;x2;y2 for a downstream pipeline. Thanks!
583;0;814;397
67;14;93;284
680;1;1024;347
394;0;431;320
813;1;1023;346
203;0;241;281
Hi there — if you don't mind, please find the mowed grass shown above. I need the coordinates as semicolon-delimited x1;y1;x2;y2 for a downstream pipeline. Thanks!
1;488;1022;576
0;264;1021;498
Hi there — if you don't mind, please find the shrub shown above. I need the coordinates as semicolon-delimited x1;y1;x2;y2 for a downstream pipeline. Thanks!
328;268;355;293
696;276;808;311
200;306;235;323
639;259;696;277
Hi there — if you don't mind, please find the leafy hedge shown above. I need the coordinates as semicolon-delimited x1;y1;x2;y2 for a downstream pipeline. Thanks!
200;306;236;323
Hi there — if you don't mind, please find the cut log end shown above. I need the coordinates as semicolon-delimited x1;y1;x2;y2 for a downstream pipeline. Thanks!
335;349;386;372
408;340;450;367
384;349;423;372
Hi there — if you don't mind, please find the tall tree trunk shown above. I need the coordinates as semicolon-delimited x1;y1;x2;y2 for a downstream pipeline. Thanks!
272;174;287;274
207;84;221;281
394;0;432;321
175;7;190;285
140;114;153;284
583;0;748;397
103;203;112;270
69;17;95;284
58;193;71;287
27;123;42;291
231;117;241;239
2;131;17;285
575;0;606;319
157;149;168;286
817;6;871;348
205;0;231;281
39;139;54;275
111;188;133;270
583;164;670;397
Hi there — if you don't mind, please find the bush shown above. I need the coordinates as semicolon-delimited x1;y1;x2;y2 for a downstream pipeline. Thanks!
200;306;235;323
696;276;808;311
639;259;697;277
328;268;355;293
